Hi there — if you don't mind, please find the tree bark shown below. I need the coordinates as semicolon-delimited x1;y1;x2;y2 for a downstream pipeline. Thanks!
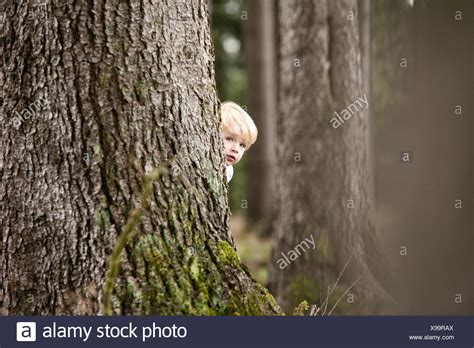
269;0;387;313
0;0;282;315
244;0;278;234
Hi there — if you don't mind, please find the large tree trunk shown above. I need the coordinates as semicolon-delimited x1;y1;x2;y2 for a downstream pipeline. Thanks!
244;0;278;234
0;0;282;315
269;0;386;313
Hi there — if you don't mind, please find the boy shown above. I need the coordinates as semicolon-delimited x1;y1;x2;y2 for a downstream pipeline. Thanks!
220;101;258;183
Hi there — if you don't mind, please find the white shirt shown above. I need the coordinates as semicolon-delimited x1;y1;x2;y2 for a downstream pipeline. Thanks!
226;165;234;183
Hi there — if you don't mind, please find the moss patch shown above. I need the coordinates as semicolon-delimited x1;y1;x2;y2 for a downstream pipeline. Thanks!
291;275;321;306
216;240;241;268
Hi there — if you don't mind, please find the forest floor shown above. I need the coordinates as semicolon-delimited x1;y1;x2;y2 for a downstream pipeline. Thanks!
231;214;272;286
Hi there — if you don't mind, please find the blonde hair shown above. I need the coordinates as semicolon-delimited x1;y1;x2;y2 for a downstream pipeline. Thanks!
221;101;258;148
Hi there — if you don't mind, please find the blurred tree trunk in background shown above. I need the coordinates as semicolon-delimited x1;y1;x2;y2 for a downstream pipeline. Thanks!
0;0;282;315
373;0;473;314
244;0;278;235
358;0;374;202
208;0;213;15
358;0;370;97
269;0;387;313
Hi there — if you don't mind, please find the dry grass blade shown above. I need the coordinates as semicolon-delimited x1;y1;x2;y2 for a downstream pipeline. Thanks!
101;168;163;315
320;253;354;315
327;273;364;316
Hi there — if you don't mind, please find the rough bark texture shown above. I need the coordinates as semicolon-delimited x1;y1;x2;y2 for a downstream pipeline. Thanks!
269;0;387;313
1;0;282;315
244;0;278;234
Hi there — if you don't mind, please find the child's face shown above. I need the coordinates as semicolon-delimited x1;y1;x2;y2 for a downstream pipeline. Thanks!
223;130;247;166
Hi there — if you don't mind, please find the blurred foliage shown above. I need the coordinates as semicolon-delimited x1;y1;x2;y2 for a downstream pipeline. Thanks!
211;0;245;102
211;0;247;212
232;215;272;285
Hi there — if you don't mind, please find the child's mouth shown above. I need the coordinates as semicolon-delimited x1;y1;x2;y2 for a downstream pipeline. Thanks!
226;155;235;163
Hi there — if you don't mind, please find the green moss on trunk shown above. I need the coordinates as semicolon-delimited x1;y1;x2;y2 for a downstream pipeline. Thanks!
116;236;282;315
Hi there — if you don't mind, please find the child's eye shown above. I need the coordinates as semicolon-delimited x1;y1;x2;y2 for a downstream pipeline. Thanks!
226;137;233;141
240;143;246;149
